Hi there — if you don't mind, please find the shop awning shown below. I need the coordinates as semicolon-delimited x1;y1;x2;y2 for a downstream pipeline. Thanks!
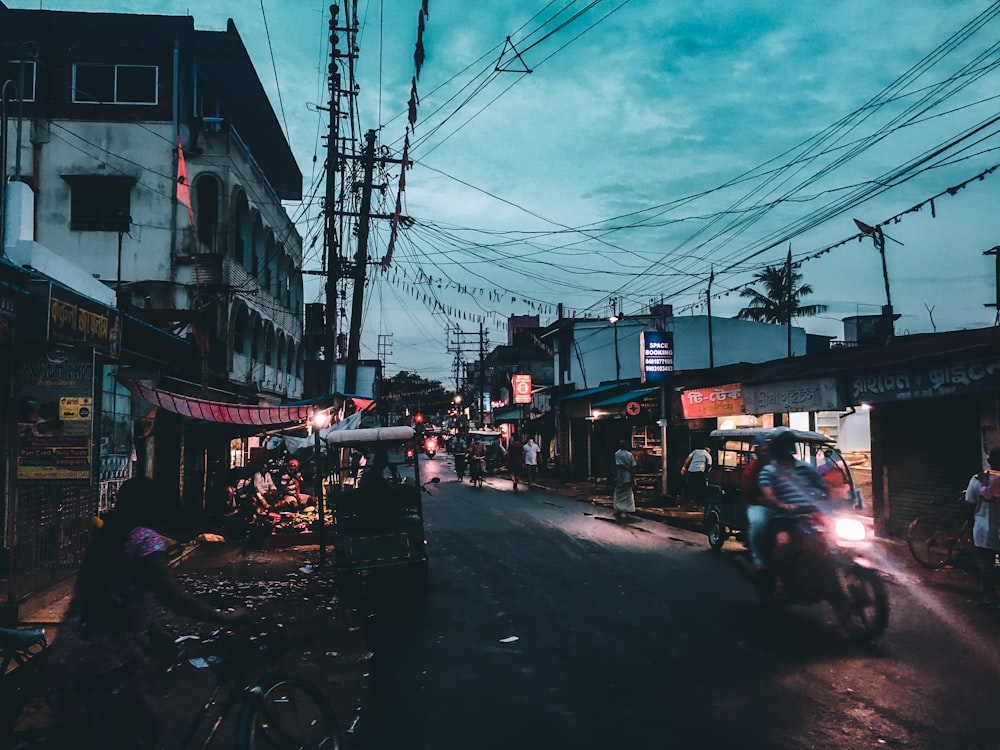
121;378;352;428
556;384;623;402
592;386;660;408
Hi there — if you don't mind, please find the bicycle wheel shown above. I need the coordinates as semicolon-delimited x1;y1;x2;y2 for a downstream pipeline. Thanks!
236;675;342;750
905;515;955;569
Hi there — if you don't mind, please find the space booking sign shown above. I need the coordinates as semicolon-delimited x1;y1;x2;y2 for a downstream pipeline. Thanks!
848;357;1000;403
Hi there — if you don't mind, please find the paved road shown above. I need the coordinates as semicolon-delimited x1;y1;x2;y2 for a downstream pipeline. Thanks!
353;456;1000;750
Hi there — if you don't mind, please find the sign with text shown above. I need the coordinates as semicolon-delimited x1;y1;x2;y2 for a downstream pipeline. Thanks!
681;383;744;419
512;374;533;404
27;281;122;357
848;357;1000;403
641;329;674;384
16;353;95;481
743;376;841;415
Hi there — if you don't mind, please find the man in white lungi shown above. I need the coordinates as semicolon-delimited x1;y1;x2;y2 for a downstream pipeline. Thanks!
613;440;638;520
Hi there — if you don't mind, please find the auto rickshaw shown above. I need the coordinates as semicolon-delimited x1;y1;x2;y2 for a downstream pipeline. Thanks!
324;426;436;603
703;427;863;550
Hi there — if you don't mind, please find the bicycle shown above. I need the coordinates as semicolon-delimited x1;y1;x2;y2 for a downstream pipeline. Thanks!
173;622;343;750
905;492;975;569
469;456;485;488
3;622;343;750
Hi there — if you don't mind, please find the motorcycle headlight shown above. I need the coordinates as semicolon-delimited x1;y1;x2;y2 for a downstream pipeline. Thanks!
834;517;866;542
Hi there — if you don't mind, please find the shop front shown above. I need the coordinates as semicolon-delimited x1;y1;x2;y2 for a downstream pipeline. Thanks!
3;281;122;620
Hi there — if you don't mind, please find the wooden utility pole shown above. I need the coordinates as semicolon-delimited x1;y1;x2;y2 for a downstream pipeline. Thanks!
344;129;377;396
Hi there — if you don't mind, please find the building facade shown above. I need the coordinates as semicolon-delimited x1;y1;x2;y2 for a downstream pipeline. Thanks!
1;4;306;619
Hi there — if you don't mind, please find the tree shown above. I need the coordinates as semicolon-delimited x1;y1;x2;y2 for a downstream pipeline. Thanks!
381;371;450;421
735;262;827;325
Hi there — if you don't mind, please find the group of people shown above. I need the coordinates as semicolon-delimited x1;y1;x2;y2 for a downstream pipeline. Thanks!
504;433;541;491
229;458;313;518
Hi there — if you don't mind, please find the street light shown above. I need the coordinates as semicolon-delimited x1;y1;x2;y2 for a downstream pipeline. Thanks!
312;409;330;566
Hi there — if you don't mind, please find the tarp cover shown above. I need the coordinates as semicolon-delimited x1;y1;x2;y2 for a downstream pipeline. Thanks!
122;379;340;428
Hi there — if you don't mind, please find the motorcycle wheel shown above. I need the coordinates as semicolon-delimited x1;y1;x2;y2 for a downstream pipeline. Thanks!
705;512;726;551
835;566;889;642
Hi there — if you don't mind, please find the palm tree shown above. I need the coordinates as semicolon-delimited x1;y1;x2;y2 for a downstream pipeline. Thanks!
736;263;827;324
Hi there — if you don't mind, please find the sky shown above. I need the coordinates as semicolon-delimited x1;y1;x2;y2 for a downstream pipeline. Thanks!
11;0;1000;385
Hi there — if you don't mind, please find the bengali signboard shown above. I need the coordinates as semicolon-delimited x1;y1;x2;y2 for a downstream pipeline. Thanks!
743;376;841;415
27;281;122;358
681;383;744;419
641;329;674;384
848;356;1000;403
16;353;95;482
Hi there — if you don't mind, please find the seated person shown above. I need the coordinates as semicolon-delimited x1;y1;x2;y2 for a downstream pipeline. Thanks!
358;447;402;491
274;458;313;511
251;464;279;512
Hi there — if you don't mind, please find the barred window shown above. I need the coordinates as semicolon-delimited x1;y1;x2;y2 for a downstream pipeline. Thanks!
62;175;135;232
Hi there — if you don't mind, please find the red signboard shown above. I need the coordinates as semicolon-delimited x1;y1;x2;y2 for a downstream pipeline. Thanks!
681;383;744;419
512;374;532;404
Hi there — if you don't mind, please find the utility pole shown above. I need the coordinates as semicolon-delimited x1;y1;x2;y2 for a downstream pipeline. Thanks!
479;322;487;426
984;245;1000;325
344;129;377;396
706;268;714;368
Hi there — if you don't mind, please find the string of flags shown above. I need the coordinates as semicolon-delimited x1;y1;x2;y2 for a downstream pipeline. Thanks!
382;1;428;272
676;160;1000;315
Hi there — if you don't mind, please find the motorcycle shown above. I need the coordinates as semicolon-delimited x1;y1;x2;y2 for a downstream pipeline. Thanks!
423;435;438;458
742;502;889;642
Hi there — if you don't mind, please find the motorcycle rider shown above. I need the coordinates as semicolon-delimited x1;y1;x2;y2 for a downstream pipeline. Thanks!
753;428;829;574
469;436;487;484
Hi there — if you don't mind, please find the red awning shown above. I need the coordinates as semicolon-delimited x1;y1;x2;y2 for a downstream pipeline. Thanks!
122;379;345;428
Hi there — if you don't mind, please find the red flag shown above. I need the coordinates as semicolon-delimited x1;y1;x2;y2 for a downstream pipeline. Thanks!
176;135;194;228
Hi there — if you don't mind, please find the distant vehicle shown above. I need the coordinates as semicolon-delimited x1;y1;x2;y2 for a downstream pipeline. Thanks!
703;427;863;551
468;429;504;473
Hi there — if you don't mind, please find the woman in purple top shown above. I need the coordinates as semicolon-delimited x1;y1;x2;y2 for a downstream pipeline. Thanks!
47;477;247;749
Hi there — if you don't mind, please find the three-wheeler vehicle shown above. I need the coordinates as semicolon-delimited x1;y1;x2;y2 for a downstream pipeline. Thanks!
325;425;436;603
703;427;863;550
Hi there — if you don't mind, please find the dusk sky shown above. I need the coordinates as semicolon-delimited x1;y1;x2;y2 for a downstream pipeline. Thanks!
11;1;1000;385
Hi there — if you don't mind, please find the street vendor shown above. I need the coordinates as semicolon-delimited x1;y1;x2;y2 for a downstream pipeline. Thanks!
275;458;312;511
251;463;279;511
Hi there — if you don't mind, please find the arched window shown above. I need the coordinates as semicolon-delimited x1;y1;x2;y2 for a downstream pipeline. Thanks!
233;192;251;266
194;174;220;252
232;305;248;354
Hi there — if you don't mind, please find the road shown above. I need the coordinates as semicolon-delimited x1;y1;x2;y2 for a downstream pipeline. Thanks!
354;456;1000;750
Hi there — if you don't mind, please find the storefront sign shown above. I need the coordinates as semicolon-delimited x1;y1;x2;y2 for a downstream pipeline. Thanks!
27;282;122;358
743;376;841;414
849;357;1000;403
641;330;674;384
681;383;744;419
512;374;532;404
16;354;95;482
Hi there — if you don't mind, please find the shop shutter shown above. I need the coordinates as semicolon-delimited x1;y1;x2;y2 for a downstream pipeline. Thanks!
880;397;980;537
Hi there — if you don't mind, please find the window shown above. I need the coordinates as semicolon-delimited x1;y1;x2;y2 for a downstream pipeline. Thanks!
63;175;134;232
73;63;157;105
2;60;36;101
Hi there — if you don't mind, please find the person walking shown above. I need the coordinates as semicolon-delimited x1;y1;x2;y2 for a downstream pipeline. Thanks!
523;436;540;489
613;440;638;520
507;432;525;492
680;442;713;505
964;446;1000;608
